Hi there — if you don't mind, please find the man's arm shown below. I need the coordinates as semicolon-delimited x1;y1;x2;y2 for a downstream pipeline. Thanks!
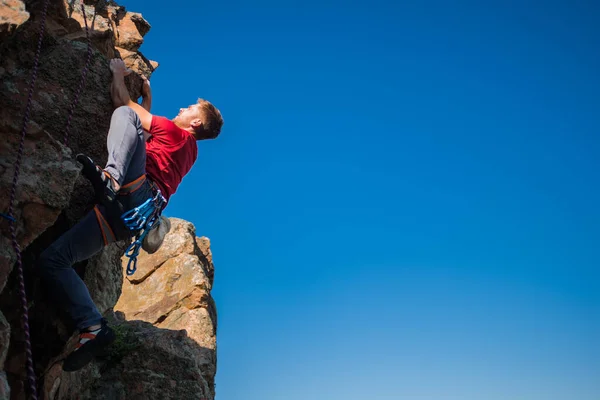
110;59;153;131
110;79;126;107
140;77;152;112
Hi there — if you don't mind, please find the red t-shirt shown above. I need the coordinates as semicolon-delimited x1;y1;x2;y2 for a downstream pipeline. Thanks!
145;116;198;203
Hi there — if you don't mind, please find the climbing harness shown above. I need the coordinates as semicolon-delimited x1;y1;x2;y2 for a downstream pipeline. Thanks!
122;184;166;276
3;0;93;398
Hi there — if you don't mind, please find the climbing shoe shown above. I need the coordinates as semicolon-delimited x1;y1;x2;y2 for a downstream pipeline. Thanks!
76;153;118;205
142;215;171;254
62;319;116;372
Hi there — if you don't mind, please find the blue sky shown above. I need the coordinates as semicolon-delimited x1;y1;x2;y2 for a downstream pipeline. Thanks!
121;1;599;398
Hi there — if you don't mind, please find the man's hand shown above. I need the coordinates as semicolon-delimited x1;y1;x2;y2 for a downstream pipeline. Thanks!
109;58;132;107
109;58;153;130
110;58;132;76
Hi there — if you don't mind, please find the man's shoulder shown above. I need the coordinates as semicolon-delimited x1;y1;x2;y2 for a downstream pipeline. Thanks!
150;115;177;132
149;116;195;145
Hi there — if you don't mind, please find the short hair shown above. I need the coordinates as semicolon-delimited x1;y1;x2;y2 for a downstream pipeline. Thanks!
196;99;223;139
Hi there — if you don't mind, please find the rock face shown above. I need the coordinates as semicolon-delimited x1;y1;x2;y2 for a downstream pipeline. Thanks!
43;317;215;400
0;0;158;297
0;0;29;40
115;219;217;389
0;312;9;399
39;219;218;400
0;1;217;399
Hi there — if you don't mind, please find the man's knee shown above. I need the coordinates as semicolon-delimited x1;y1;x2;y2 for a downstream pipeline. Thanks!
37;244;70;278
112;105;134;120
111;106;140;127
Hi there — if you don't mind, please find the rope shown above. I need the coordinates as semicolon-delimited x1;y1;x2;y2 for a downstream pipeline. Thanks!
6;0;52;397
4;1;92;398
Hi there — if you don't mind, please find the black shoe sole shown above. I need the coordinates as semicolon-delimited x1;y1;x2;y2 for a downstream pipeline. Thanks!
62;326;116;372
76;153;117;205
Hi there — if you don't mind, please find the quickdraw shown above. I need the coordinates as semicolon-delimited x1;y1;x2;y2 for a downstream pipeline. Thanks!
121;188;166;275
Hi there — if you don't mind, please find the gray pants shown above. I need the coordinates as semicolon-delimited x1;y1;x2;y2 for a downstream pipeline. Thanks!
38;106;154;330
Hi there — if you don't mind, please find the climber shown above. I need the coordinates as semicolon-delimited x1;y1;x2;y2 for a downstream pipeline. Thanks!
37;58;224;372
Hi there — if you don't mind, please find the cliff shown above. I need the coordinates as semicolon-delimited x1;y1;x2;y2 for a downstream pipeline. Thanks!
0;1;217;399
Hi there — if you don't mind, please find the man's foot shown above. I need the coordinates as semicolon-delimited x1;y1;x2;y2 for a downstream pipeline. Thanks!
62;319;116;372
76;154;118;204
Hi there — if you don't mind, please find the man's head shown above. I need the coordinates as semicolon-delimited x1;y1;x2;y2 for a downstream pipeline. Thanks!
173;98;223;140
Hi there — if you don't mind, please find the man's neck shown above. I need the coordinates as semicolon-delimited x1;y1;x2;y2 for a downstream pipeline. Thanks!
172;119;199;139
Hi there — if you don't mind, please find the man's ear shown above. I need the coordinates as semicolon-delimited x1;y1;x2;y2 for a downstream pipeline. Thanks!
190;119;203;130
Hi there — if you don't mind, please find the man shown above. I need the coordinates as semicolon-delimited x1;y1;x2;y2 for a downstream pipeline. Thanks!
37;58;223;372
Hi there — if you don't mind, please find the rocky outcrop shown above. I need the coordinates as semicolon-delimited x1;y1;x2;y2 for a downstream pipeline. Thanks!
0;0;29;40
39;219;218;400
42;317;215;400
115;219;217;394
0;1;217;399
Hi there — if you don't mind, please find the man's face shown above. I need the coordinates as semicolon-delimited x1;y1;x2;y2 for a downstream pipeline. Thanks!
175;104;200;126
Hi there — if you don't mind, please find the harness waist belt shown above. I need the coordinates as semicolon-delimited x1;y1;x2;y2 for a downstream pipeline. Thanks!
118;174;146;195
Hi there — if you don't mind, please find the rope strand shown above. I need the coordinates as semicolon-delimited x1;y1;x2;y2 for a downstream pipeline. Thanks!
5;1;92;398
7;0;53;398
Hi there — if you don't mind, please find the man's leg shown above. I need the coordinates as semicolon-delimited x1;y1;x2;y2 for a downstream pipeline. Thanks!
50;106;146;328
42;107;149;371
76;105;146;198
104;105;147;190
38;205;122;371
38;210;105;330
